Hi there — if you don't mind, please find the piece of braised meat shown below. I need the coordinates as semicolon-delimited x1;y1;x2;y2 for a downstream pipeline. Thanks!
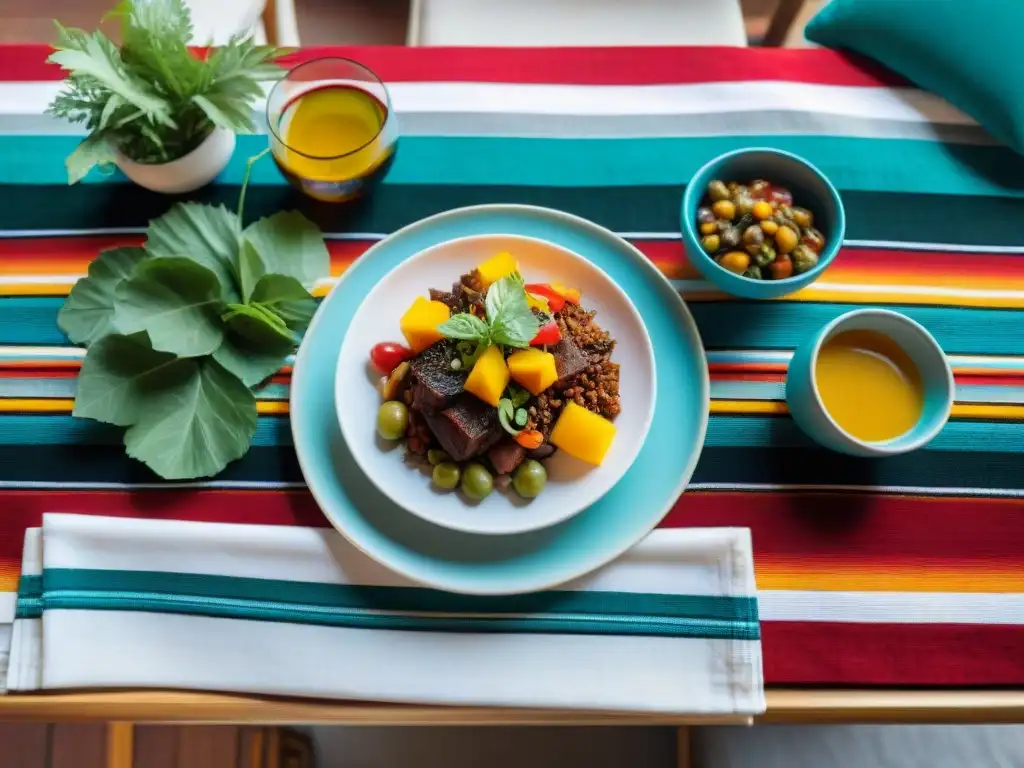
487;438;526;475
550;333;589;385
409;340;464;412
423;395;502;462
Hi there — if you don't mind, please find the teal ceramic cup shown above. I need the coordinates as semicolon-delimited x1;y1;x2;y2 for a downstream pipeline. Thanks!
786;309;954;457
681;148;845;300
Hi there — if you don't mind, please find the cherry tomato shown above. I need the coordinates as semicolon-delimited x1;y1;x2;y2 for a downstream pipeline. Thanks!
370;342;414;375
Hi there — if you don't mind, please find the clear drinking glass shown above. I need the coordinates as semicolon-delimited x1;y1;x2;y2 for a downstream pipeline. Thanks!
267;57;397;203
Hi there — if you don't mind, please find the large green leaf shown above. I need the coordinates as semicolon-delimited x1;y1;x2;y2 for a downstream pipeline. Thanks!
58;246;147;345
145;202;242;301
250;274;318;333
243;211;329;291
223;303;296;348
238;238;266;302
213;332;290;388
73;332;190;426
114;257;224;356
124;357;257;479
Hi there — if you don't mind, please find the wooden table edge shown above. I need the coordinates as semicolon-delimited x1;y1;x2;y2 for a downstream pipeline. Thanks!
2;689;1024;724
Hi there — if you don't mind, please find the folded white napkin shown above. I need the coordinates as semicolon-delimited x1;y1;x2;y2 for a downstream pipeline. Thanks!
4;514;763;714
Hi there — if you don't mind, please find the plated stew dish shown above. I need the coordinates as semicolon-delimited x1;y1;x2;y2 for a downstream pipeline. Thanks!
370;252;621;503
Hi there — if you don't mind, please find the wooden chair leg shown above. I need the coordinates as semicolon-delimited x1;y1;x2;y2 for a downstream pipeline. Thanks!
763;0;809;47
677;726;691;768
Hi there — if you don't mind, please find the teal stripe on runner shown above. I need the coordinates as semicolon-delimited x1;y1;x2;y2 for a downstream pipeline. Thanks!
5;298;1024;354
15;597;42;619
0;412;1022;451
18;573;41;598
3;134;1024;198
39;569;759;640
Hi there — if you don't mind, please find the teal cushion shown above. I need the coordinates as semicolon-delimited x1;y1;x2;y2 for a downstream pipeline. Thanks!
805;0;1024;153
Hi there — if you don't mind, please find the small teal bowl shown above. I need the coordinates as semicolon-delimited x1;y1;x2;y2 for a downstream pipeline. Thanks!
681;148;845;300
786;309;954;457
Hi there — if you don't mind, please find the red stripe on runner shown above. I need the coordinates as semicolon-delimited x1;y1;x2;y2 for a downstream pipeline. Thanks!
0;44;907;86
0;490;328;560
662;492;1024;564
763;621;1024;685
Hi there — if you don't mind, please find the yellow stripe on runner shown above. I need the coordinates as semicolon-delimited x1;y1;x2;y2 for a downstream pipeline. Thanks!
711;399;1024;420
0;398;290;415
757;564;1024;593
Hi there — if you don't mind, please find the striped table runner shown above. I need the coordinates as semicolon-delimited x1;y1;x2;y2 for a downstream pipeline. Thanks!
0;44;1023;687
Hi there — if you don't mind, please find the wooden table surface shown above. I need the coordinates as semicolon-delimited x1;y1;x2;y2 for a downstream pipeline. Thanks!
2;689;1024;725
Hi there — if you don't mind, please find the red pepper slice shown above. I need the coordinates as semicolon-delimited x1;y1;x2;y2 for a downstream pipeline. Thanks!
524;283;567;313
530;320;561;346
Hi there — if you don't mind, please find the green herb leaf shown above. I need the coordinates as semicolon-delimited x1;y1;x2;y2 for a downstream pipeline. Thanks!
114;256;224;357
438;313;489;342
66;132;117;184
238;238;265;302
145;202;242;301
123;356;257;480
250;274;318;333
58;246;147;345
243;211;330;291
509;384;531;409
497;398;522;436
73;332;187;426
212;333;289;388
485;276;540;349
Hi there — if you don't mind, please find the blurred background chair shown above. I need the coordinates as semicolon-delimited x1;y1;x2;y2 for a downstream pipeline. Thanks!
408;0;749;47
183;0;301;46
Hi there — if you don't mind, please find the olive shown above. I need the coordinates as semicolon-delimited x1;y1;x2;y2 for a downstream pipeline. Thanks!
760;220;779;236
727;181;740;193
512;459;548;498
718;251;750;274
775;224;799;254
755;242;777;268
802;227;826;254
697;206;716;225
770;186;793;207
699;221;718;235
708;180;731;202
432;462;461;490
752;201;774;220
792;244;820;274
749;179;772;200
791;207;814;228
461;462;494;501
701;234;721;253
731;184;749;200
775;205;795;222
769;255;794;280
376;401;409;440
427;449;451;466
742;225;764;255
719;226;742;250
711;200;736;220
743;265;763;280
734;193;755;217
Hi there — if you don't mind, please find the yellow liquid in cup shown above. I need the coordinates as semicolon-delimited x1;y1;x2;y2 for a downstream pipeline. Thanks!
273;85;394;202
815;329;924;442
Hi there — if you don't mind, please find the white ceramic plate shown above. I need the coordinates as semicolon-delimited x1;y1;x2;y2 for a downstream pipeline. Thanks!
335;234;657;535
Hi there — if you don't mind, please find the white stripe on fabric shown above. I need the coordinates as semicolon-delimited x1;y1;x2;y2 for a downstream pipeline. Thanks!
759;590;1024;625
41;610;762;714
42;514;754;598
0;593;14;624
0;80;975;124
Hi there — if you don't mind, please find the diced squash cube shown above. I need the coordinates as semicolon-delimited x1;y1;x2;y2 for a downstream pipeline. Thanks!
399;296;450;353
464;344;509;406
550;402;617;465
506;349;558;396
477;252;518;288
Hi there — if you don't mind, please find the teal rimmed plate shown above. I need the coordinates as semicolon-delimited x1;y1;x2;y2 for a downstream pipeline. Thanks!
290;205;709;594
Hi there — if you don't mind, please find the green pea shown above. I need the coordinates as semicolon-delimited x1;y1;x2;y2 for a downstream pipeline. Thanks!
432;462;461;490
376;401;408;441
427;449;451;466
461;462;494;501
512;460;548;499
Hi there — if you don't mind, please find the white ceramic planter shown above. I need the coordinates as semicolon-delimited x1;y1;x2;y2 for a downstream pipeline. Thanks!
114;128;236;194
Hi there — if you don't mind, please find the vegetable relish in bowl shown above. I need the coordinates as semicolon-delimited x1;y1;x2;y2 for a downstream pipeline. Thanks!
370;251;621;504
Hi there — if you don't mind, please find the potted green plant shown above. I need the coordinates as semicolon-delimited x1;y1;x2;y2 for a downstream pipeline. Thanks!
46;0;285;193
